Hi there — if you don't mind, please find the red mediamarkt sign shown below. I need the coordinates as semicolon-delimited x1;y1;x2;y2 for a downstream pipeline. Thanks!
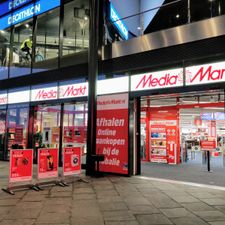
0;94;7;105
186;61;225;85
131;68;183;91
59;83;88;99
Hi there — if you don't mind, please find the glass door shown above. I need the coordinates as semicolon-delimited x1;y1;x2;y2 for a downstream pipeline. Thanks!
63;102;87;165
33;105;61;161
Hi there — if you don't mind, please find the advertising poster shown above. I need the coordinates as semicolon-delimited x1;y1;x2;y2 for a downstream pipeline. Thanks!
9;149;33;183
200;140;216;150
96;93;129;174
38;148;58;179
63;147;81;176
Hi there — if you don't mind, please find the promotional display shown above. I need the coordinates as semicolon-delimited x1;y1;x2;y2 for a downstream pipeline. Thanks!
200;140;216;150
63;147;81;176
37;148;58;179
96;93;129;174
149;109;179;164
9;149;33;183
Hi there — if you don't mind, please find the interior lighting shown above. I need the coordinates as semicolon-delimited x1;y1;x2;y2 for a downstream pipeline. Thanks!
25;24;29;28
137;27;141;30
176;14;180;18
84;16;88;20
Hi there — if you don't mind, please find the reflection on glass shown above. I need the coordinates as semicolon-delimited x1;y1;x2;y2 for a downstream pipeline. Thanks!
63;103;87;164
62;0;89;66
33;8;60;73
0;28;10;79
9;20;33;77
0;110;6;160
6;106;29;160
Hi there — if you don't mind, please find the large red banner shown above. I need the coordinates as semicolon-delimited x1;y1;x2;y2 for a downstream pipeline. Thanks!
9;149;33;183
96;93;129;174
63;147;81;176
38;148;58;179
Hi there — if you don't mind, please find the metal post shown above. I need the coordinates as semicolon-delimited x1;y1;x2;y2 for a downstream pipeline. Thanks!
187;0;191;23
207;150;210;172
86;0;100;176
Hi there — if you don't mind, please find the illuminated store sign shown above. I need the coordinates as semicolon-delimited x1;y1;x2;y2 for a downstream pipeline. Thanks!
0;0;32;17
0;0;60;30
110;3;129;40
97;77;129;95
59;82;88;99
31;86;58;102
186;61;225;86
8;89;30;104
131;68;183;91
0;93;8;105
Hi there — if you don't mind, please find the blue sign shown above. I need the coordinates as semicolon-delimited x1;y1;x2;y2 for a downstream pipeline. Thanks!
110;3;129;40
0;0;32;17
0;0;60;30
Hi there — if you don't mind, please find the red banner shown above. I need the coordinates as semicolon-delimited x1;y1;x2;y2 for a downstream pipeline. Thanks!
9;149;33;183
200;141;216;150
38;148;58;179
96;93;129;174
63;147;81;176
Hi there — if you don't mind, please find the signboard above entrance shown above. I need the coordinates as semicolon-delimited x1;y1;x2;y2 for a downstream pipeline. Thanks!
131;68;183;91
185;61;225;86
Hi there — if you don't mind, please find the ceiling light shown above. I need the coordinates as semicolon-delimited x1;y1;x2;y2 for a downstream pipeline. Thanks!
84;16;88;20
25;24;29;28
137;27;141;30
176;14;180;18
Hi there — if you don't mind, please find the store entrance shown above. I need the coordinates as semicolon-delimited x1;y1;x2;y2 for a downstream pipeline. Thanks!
139;90;225;184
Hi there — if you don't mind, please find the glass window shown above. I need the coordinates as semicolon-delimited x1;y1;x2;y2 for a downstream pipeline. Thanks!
62;0;89;59
9;20;33;78
63;102;87;165
0;28;10;79
6;104;29;160
33;8;60;73
0;109;6;160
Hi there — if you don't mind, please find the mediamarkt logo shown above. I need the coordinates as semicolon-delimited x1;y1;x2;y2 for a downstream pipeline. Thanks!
186;64;225;85
60;85;87;98
0;96;7;104
134;70;183;90
35;90;57;100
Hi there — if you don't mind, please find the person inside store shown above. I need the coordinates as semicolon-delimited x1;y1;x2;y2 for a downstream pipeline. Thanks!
20;35;33;60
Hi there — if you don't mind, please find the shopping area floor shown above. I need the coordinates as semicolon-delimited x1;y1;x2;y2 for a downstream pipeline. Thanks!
141;161;225;187
1;162;225;224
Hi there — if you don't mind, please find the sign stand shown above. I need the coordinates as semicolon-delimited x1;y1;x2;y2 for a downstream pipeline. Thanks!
2;149;36;195
207;150;212;172
60;147;88;186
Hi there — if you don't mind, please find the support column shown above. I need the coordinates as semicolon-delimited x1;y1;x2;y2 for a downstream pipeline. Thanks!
86;0;100;176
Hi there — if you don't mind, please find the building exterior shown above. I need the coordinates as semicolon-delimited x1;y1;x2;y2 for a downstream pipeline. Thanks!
0;0;225;176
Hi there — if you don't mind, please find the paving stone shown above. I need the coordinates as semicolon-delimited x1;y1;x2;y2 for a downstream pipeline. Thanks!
103;210;136;221
193;210;225;221
99;202;128;211
201;198;225;206
182;202;217;212
73;187;94;194
128;205;160;214
0;219;35;225
136;214;173;225
71;217;104;225
36;212;70;224
73;193;96;200
160;208;194;218
44;197;72;205
105;221;139;225
148;195;181;209
0;199;19;206
171;195;200;203
215;205;225;213
171;216;209;225
50;191;72;197
209;222;225;225
187;191;216;199
124;197;151;206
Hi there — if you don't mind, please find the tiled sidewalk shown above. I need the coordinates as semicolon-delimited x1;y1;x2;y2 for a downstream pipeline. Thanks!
0;173;225;225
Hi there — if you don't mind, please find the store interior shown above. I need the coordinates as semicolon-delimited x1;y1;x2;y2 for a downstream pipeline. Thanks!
140;90;225;168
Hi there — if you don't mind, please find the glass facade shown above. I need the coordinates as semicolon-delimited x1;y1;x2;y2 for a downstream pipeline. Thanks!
0;0;90;79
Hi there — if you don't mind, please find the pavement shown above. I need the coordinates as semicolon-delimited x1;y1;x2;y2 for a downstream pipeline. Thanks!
1;162;225;225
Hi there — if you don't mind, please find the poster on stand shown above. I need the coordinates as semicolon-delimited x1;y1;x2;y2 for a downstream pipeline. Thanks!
96;93;129;174
63;147;81;176
9;149;33;183
38;148;58;179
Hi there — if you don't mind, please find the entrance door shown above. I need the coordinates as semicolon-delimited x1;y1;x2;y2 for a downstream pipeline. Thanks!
33;105;61;161
0;109;6;160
